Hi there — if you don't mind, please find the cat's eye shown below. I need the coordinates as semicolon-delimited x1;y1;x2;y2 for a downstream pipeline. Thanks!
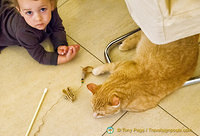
108;102;113;106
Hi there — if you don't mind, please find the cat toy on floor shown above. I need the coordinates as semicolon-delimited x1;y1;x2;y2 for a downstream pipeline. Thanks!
62;87;76;102
62;66;94;102
81;66;93;83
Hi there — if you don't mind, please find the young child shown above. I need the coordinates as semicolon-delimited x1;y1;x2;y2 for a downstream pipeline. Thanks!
0;0;80;65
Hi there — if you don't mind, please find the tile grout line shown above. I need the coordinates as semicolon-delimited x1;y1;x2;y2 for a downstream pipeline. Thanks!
57;0;70;8
101;111;128;136
66;34;105;64
158;105;199;136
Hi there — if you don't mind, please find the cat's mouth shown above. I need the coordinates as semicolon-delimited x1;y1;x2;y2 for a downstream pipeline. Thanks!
93;109;122;118
93;112;104;118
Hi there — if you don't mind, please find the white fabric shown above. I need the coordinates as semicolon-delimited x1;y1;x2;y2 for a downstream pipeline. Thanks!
125;0;200;44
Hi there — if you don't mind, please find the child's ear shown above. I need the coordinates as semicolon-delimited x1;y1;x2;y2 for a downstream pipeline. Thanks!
87;83;98;94
111;95;120;107
50;0;55;11
15;6;20;12
16;7;24;17
16;7;20;12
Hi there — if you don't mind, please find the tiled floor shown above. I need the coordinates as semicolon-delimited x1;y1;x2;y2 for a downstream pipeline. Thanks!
0;0;200;136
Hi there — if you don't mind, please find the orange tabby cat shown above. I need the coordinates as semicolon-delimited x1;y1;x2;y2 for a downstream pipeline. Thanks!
87;31;199;118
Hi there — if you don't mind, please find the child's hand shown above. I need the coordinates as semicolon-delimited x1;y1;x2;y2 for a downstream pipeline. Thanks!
57;45;68;55
57;45;80;64
65;45;80;61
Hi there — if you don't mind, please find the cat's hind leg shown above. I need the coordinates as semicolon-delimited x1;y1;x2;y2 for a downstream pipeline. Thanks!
92;62;119;76
119;31;141;51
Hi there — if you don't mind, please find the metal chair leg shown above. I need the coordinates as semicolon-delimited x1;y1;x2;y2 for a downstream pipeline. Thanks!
104;28;141;63
104;28;200;87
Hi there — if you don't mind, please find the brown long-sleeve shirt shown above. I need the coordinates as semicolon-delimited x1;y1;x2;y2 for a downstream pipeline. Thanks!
0;6;68;65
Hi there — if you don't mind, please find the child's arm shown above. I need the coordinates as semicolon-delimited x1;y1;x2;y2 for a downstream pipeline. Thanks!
16;28;79;65
16;30;58;65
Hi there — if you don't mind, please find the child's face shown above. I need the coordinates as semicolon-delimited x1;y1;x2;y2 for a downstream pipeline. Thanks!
17;0;53;30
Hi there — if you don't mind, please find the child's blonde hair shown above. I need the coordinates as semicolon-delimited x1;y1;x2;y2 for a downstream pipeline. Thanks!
11;0;58;9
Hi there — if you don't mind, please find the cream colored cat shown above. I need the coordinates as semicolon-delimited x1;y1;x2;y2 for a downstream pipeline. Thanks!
87;31;199;118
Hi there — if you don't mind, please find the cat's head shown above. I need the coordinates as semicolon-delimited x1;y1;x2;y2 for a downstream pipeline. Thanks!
87;83;121;118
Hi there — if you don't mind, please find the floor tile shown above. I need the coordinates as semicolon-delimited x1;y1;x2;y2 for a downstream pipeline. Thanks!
159;84;200;136
58;0;138;63
104;107;196;136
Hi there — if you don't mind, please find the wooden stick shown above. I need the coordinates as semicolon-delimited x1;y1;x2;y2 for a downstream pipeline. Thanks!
25;88;48;136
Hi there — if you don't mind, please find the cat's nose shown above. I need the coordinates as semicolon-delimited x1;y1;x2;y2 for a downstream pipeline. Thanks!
93;112;98;118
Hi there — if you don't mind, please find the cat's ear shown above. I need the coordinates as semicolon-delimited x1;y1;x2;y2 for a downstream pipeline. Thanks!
87;83;98;94
111;95;120;107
